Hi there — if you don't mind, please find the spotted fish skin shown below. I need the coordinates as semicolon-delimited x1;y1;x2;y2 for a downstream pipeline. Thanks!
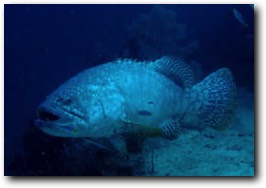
35;57;237;141
185;68;237;130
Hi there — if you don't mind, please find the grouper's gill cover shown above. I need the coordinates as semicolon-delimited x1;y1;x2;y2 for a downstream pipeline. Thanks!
35;56;237;141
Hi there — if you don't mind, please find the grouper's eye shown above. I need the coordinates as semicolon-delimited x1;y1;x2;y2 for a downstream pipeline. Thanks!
56;97;72;105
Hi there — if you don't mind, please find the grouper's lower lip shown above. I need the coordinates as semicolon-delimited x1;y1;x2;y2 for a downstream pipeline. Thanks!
35;119;52;129
35;119;74;133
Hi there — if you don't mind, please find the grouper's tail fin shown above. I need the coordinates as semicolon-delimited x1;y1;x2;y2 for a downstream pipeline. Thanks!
189;68;237;130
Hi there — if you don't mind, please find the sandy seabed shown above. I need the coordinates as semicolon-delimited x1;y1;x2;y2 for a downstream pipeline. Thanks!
141;88;254;176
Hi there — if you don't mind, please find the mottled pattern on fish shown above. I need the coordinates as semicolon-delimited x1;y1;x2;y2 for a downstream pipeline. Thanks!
35;56;237;143
185;68;237;130
148;56;196;88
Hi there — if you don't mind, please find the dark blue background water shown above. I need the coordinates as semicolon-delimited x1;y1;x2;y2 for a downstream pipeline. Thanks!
4;4;254;175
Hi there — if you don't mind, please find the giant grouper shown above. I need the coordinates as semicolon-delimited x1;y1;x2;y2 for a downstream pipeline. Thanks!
35;56;237;157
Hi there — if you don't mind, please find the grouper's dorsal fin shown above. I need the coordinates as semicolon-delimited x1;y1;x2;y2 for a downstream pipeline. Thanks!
148;56;196;88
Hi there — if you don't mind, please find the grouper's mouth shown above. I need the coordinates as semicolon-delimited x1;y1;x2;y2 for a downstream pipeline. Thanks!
37;108;60;121
37;105;82;123
35;106;84;135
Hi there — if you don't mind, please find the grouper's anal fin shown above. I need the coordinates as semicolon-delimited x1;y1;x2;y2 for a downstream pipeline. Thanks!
158;116;184;140
148;56;196;88
119;117;183;142
118;120;164;139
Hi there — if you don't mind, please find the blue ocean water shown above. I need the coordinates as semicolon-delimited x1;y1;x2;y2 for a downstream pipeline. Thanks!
4;4;254;176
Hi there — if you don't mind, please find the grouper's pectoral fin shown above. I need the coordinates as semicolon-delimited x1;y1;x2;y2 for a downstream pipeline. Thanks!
82;137;129;159
82;138;115;152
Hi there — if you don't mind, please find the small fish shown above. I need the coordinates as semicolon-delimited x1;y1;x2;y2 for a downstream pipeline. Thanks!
233;8;248;27
35;56;237;154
